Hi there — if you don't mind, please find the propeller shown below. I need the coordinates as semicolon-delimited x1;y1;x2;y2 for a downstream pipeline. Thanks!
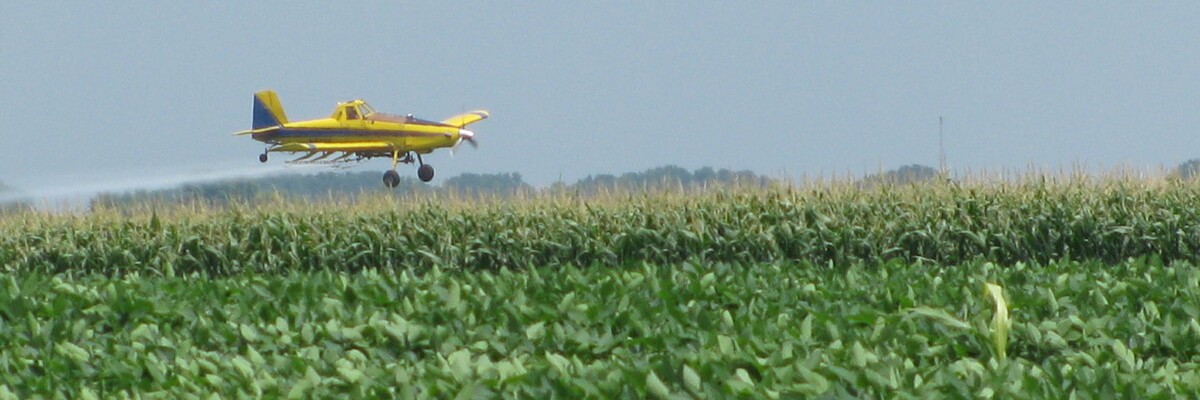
459;129;477;148
452;129;477;156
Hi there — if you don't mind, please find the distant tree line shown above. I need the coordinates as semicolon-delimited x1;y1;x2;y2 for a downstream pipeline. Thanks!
87;166;775;210
855;164;942;189
557;165;770;196
858;159;1200;186
21;158;1200;212
443;172;533;198
1174;159;1200;180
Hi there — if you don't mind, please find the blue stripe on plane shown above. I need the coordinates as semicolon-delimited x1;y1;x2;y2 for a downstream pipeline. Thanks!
252;96;282;129
270;128;449;138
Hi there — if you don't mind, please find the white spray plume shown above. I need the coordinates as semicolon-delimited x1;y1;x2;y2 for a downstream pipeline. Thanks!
0;164;321;211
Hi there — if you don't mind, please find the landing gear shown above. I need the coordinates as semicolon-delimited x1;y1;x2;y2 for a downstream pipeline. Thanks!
384;149;404;189
382;150;435;187
259;152;268;163
416;153;434;182
383;170;401;188
418;164;435;182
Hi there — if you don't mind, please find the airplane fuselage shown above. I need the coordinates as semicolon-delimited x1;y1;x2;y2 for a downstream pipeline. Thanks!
253;115;463;155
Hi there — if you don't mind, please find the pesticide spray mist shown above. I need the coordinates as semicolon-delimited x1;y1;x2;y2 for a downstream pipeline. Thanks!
0;164;321;211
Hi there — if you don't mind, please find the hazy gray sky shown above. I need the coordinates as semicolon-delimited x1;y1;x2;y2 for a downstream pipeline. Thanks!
3;2;1200;199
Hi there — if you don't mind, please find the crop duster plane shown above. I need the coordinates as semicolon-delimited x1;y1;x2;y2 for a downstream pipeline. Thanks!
235;90;488;187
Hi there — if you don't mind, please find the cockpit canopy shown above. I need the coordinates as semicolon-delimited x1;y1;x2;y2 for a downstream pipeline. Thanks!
332;100;376;120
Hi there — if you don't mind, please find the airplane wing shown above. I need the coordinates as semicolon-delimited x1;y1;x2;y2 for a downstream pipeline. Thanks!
273;141;394;152
440;110;490;128
233;126;281;136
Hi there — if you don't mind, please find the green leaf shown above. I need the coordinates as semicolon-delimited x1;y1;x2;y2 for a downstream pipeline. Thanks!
850;342;878;368
683;364;702;394
496;360;524;381
906;306;971;330
454;384;494;400
796;365;830;395
800;314;814;343
240;324;260;343
275;317;290;334
205;374;226;387
1112;339;1136;371
646;370;671;399
525;321;546;340
79;387;99;400
341;325;364;341
286;378;312;399
718;335;734;355
301;323;315;344
546;351;570;375
449;349;473;381
247;346;265;366
56;341;90;364
131;323;155;342
337;361;364;384
231;356;254;378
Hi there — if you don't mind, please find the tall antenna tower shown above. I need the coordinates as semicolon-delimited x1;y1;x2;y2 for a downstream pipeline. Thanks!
938;116;946;176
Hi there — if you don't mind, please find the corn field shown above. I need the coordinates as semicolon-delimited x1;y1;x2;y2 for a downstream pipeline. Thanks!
2;177;1200;397
4;178;1200;276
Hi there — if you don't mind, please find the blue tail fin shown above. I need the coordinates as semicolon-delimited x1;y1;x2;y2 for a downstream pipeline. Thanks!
252;90;288;129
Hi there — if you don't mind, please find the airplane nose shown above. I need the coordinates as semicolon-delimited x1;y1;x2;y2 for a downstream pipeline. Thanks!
457;129;477;149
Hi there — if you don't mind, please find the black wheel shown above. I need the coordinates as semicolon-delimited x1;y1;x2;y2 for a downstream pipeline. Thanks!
417;164;435;182
258;153;268;163
383;170;401;188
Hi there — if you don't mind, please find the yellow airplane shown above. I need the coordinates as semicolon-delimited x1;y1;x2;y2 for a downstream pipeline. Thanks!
235;90;488;187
